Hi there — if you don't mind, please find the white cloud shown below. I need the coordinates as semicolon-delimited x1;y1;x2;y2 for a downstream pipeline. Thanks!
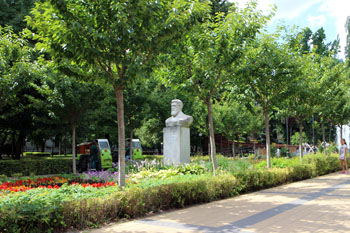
235;0;350;58
235;0;275;15
235;0;322;20
308;15;327;30
318;0;350;58
234;0;350;58
272;0;322;20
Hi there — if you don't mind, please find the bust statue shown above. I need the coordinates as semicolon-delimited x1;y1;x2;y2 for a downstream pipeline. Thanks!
165;99;193;128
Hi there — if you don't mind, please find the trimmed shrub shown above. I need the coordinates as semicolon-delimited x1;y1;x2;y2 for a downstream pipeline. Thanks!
24;152;52;157
0;158;72;176
0;174;237;232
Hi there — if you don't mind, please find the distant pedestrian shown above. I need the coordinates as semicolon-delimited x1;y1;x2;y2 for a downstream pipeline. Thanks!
339;138;348;174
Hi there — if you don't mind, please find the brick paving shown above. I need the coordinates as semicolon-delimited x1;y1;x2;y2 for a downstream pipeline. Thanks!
84;173;350;233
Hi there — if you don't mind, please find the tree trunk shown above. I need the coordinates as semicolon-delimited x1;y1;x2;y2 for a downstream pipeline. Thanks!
207;97;218;174
51;139;54;155
41;140;45;152
11;133;15;158
329;123;332;142
59;138;62;155
321;122;326;143
14;132;25;160
299;120;303;161
208;141;211;161
264;111;271;168
232;141;235;157
253;142;257;159
64;134;67;155
115;88;126;187
251;134;257;159
0;134;6;159
340;125;343;142
72;123;76;174
321;122;326;155
236;135;240;157
130;129;134;161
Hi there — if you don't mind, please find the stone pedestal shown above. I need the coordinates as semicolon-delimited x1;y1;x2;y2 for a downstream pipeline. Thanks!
163;126;190;165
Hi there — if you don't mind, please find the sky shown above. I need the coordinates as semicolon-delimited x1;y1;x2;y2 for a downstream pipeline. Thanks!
236;0;350;59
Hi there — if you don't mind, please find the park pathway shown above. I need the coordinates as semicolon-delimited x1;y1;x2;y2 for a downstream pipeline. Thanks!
85;172;350;233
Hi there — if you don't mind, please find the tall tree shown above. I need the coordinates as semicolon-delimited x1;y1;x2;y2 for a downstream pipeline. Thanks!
27;0;208;187
213;100;263;157
159;0;272;174
238;33;300;168
0;26;49;159
48;75;104;174
281;54;315;160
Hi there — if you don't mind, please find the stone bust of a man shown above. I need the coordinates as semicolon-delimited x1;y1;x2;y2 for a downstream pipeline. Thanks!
165;99;193;128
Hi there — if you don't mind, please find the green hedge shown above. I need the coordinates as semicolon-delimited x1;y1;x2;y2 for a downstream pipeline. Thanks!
0;158;72;176
235;154;341;193
0;154;342;232
23;152;52;157
0;174;237;233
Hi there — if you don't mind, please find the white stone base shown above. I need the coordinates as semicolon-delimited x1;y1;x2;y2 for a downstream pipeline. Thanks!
163;126;190;165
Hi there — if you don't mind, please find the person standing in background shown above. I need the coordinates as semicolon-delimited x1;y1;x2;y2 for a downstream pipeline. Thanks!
339;138;348;174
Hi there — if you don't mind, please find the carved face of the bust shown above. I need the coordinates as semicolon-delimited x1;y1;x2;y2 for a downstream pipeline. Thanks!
171;102;181;117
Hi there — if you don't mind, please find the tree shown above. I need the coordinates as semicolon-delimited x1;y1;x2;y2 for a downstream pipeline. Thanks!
290;26;342;152
238;33;300;168
312;56;342;149
311;28;329;56
213;100;263;157
291;132;308;146
49;75;104;174
323;61;350;140
159;0;272;174
281;54;315;160
0;0;36;33
27;0;208;187
0;26;50;159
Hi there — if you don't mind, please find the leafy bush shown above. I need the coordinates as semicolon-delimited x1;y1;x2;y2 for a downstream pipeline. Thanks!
132;154;163;161
129;163;207;184
229;159;252;172
80;170;119;183
0;174;8;182
191;155;211;163
0;158;72;176
280;147;288;157
271;144;277;157
0;174;237;232
303;153;340;175
326;144;338;154
234;154;340;193
24;152;52;157
254;157;301;169
291;132;308;145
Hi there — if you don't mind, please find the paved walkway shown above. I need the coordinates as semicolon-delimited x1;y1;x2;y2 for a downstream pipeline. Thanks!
86;172;350;233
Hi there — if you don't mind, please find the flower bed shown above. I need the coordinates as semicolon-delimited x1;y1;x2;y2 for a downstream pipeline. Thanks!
0;175;116;196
